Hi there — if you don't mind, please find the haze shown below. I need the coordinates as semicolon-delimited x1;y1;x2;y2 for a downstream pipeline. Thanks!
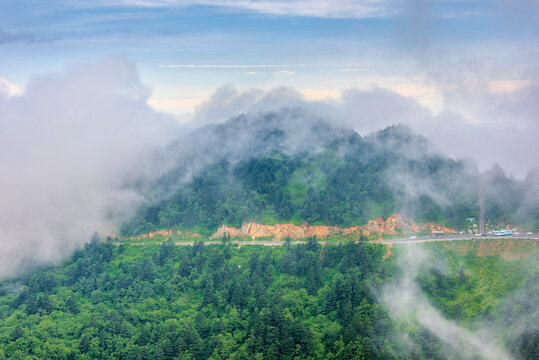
0;1;538;274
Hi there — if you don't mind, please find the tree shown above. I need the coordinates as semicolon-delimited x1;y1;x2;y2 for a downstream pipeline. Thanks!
202;279;215;307
91;231;100;244
79;335;91;354
284;237;291;250
221;233;231;246
10;326;23;341
66;294;80;314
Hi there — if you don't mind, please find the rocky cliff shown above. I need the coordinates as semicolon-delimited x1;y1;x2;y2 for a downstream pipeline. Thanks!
127;229;201;241
211;214;455;240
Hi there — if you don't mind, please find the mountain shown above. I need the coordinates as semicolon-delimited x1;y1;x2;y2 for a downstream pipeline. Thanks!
1;111;537;360
120;110;538;237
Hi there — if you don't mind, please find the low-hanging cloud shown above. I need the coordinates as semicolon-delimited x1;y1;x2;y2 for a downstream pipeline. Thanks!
0;55;180;277
379;246;514;360
191;82;539;179
1;54;537;278
0;76;22;97
387;0;539;177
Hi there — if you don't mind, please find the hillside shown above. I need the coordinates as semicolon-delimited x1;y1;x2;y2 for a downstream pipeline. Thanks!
0;239;536;359
120;111;539;237
210;213;456;240
124;213;456;242
441;238;539;260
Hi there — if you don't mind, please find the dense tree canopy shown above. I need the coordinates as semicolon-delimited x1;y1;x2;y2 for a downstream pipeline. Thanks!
120;117;536;237
0;237;536;359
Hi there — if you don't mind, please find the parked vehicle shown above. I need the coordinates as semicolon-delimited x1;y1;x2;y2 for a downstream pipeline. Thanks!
492;229;512;236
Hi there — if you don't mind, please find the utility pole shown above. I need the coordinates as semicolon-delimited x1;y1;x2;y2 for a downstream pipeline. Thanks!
479;179;485;234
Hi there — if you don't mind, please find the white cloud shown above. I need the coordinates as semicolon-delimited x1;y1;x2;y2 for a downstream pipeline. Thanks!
188;81;539;178
192;85;307;125
162;64;313;68
64;0;506;19
105;0;393;18
245;70;296;76
0;55;180;277
0;76;23;97
338;68;368;72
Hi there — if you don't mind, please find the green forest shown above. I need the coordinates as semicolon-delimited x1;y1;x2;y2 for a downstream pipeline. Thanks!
0;237;536;359
3;3;539;360
120;117;539;237
1;115;538;360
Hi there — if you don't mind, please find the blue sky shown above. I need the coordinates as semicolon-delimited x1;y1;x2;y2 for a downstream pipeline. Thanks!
1;1;534;108
1;0;538;176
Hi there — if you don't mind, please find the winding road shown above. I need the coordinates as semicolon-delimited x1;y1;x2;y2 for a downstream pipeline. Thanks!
113;234;539;246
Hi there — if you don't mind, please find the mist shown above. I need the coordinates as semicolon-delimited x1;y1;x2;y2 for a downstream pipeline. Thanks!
0;55;180;278
191;83;539;180
158;83;539;232
379;245;515;360
1;54;537;278
182;0;539;180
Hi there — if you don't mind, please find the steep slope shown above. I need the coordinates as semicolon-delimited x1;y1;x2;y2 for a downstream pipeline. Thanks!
211;214;455;240
0;239;536;359
120;110;538;236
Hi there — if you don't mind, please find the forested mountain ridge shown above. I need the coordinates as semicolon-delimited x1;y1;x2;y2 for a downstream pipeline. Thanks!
120;111;539;237
0;238;536;359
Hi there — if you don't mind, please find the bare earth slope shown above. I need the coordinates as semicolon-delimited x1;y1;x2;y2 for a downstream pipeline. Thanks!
211;214;455;240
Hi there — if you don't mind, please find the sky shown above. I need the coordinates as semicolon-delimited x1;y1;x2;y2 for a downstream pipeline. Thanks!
0;0;538;177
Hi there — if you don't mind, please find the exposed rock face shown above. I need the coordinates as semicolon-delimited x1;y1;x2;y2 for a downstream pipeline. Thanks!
127;229;174;240
129;229;200;240
211;214;455;240
149;230;173;238
424;222;455;234
213;225;244;238
212;222;341;239
241;221;342;239
126;214;456;241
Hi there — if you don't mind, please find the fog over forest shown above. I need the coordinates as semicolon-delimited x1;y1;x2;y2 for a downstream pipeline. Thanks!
0;2;538;359
1;56;538;278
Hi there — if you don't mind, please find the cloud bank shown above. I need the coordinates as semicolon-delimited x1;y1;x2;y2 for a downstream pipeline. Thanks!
0;56;179;277
1;54;537;278
191;82;539;178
